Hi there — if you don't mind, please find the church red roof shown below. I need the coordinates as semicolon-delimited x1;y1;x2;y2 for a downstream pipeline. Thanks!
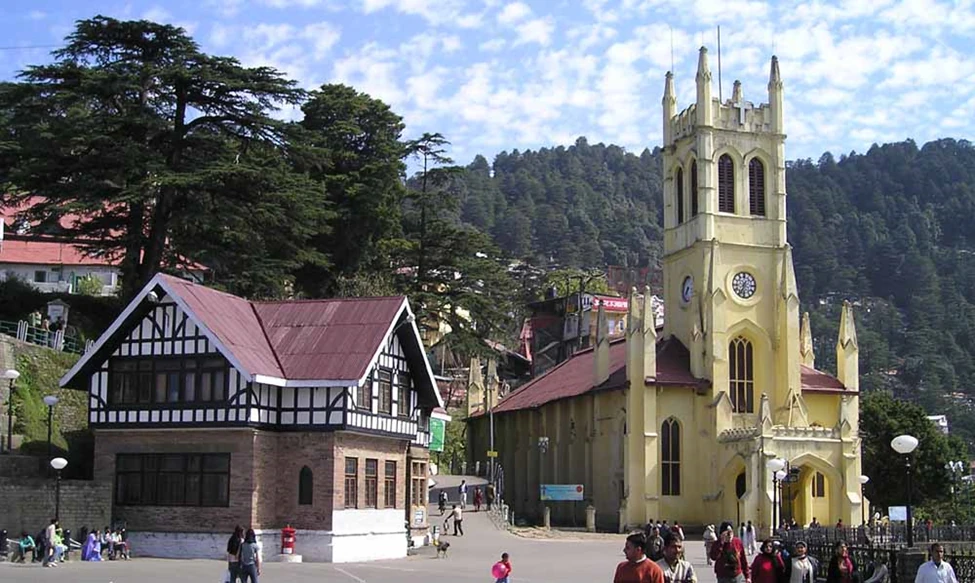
491;336;703;414
800;364;849;393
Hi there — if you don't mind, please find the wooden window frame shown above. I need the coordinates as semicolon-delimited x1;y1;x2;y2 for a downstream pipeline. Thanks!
108;356;228;408
718;154;735;213
813;472;826;498
384;461;397;508
396;372;411;419
661;418;681;496
344;457;359;509
729;336;755;413
298;465;313;506
357;382;372;412
377;369;393;416
114;453;230;507
365;458;379;508
410;461;427;507
749;158;766;216
676;167;684;225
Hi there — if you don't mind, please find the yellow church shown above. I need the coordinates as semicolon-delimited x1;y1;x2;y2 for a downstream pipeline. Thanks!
467;49;865;533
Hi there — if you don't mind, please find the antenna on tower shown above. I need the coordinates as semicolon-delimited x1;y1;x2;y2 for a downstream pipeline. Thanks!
717;25;723;103
669;24;675;76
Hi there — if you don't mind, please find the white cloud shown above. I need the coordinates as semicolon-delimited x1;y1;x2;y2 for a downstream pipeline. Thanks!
27;10;46;20
497;2;532;25
514;17;555;46
143;6;173;23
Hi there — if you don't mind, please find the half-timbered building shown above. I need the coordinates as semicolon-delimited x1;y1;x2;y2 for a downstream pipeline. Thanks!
60;273;443;563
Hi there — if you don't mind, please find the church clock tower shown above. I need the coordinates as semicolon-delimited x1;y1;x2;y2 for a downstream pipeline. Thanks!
660;48;799;430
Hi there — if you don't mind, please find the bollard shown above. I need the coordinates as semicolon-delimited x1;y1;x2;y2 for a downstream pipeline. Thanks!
63;529;70;561
543;506;551;529
0;529;7;562
586;505;596;533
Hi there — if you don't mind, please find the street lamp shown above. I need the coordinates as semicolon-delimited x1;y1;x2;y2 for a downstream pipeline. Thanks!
50;457;67;522
859;475;870;526
891;434;919;547
43;395;59;460
2;369;20;455
767;458;787;533
946;460;966;519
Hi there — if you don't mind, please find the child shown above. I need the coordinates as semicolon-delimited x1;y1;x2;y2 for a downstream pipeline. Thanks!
492;552;512;583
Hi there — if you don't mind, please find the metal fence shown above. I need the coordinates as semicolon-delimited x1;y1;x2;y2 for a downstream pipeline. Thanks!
0;319;90;355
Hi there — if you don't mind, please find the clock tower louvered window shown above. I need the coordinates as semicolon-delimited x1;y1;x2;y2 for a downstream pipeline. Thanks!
676;167;684;225
718;154;735;213
690;161;699;216
749;158;766;216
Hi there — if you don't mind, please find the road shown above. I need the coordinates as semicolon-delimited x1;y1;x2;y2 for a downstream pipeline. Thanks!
0;475;721;583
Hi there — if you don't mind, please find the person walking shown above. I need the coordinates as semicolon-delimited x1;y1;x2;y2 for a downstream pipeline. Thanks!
645;526;665;562
826;542;857;583
915;543;958;583
751;540;786;583
438;490;448;516
41;519;58;567
450;504;464;536
237;529;261;583
226;526;244;583
656;532;697;583
745;521;757;555
703;525;717;566
710;521;750;583
474;486;484;512
458;480;468;509
486;482;496;511
493;552;513;583
615;532;666;583
790;541;819;583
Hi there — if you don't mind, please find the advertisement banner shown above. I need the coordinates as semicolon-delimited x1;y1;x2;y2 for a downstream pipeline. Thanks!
429;417;445;452
539;484;584;501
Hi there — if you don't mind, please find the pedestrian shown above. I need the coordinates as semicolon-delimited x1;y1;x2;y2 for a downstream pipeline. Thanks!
450;504;464;536
237;528;261;583
474;486;484;512
703;525;717;566
657;532;697;583
645;526;664;561
493;552;513;583
458;480;468;509
226;525;244;583
790;541;819;583
614;531;665;583
673;522;685;541
486;482;496;511
439;490;448;515
745;521;757;555
826;541;857;583
710;521;749;583
750;540;786;583
41;519;58;567
915;543;958;583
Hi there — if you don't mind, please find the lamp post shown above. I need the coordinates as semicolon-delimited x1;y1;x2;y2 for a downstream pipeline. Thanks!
891;434;919;547
50;457;68;522
43;395;59;460
2;369;20;454
946;460;966;519
767;458;787;534
858;475;870;526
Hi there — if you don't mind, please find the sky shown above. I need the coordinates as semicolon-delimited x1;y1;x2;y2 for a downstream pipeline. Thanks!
0;0;972;166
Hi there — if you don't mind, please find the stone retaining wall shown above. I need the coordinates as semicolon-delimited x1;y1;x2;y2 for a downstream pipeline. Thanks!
0;477;111;536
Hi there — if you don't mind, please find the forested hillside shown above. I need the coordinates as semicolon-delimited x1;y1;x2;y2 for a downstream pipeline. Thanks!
453;137;975;441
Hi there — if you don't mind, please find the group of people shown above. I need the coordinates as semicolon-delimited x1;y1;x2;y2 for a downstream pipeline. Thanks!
442;479;496;514
616;520;959;583
10;520;129;566
225;526;262;583
79;526;130;561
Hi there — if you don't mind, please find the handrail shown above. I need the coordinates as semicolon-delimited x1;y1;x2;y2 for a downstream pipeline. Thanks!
0;319;92;355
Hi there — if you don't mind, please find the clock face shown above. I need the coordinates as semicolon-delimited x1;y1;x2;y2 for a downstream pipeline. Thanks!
681;276;694;303
732;272;757;299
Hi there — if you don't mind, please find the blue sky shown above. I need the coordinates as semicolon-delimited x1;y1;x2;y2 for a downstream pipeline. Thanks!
1;0;971;166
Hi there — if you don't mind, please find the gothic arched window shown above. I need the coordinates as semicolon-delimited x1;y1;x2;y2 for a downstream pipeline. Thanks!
812;472;826;498
729;336;754;413
299;465;313;505
661;418;681;495
749;158;766;216
718;154;735;213
691;160;699;216
676;167;685;225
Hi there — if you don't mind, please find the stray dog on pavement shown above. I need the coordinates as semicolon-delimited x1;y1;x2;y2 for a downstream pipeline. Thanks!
436;541;450;558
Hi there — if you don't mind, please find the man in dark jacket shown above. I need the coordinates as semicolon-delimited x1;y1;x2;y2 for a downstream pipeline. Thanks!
709;521;750;583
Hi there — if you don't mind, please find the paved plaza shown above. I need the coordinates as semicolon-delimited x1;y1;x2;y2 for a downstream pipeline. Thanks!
1;477;721;583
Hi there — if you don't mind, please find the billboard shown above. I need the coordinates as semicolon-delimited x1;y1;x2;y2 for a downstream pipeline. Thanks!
429;417;446;452
540;484;584;501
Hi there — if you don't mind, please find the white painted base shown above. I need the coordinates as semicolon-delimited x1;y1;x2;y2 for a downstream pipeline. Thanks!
271;554;302;563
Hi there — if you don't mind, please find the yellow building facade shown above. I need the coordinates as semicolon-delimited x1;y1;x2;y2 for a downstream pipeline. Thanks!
468;50;865;533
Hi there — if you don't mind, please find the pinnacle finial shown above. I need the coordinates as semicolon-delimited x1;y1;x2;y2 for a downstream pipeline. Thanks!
731;80;742;104
837;300;858;349
696;46;711;80
800;312;815;367
769;55;782;87
664;71;675;99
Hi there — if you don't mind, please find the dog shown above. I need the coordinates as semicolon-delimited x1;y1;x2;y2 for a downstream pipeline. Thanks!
436;541;450;558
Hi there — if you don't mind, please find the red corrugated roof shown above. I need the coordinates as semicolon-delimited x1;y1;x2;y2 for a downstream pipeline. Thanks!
253;297;405;381
800;364;848;393
0;238;118;266
161;275;284;378
491;336;702;414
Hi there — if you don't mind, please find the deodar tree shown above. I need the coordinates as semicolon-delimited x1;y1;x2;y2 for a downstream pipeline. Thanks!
0;16;317;298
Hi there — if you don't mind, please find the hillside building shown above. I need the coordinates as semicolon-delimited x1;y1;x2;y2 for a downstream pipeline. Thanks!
60;273;442;562
467;50;865;532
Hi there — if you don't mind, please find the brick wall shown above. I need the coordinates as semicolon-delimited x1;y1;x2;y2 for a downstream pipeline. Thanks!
259;431;335;531
0;477;111;536
333;432;408;514
94;428;256;532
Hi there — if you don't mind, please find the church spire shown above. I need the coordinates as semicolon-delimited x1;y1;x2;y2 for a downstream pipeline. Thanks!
695;47;713;126
835;301;859;390
768;55;783;133
663;71;676;146
800;312;815;368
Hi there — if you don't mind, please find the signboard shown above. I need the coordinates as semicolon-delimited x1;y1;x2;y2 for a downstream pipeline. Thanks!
593;295;629;312
413;508;425;526
540;484;584;501
889;506;908;521
429;417;445;452
486;450;498;458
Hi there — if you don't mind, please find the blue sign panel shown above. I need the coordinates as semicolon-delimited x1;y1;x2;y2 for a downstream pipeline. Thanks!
540;484;584;501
